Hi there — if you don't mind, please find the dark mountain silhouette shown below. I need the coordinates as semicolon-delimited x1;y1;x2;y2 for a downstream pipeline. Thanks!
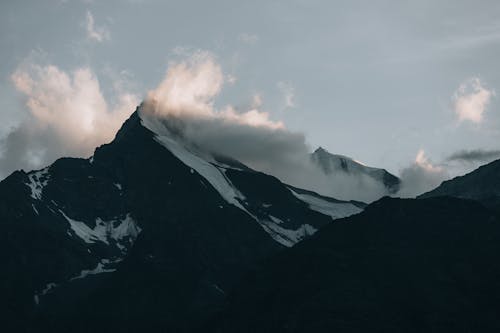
0;107;362;332
209;197;500;333
420;158;500;213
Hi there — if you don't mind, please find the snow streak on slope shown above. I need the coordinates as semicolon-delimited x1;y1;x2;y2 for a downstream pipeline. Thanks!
141;114;248;212
289;189;362;219
260;216;317;247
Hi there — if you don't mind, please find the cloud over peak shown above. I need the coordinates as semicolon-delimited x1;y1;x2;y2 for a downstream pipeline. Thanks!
145;51;283;130
398;149;448;198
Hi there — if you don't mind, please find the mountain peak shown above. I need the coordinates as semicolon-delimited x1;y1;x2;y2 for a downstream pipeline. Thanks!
311;146;401;194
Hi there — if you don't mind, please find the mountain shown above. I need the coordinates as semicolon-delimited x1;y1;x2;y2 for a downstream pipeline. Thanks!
0;106;363;331
209;196;500;332
311;147;400;193
419;158;500;212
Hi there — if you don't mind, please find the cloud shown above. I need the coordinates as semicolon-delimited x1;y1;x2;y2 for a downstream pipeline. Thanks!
277;81;296;108
397;149;448;197
446;148;500;164
1;62;139;179
453;78;494;123
142;51;388;202
85;10;110;42
145;51;283;130
237;33;259;44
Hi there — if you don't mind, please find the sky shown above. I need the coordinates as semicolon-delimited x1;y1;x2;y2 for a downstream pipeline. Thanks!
1;0;500;192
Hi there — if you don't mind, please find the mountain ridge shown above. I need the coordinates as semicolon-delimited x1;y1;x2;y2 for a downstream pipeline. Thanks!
311;146;401;194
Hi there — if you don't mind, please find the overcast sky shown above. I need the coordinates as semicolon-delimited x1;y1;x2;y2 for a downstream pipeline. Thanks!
1;0;499;181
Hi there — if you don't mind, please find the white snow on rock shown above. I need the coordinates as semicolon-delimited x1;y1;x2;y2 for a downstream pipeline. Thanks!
289;189;362;219
25;168;50;200
61;211;141;246
33;282;58;305
70;259;119;281
32;204;39;215
259;216;317;247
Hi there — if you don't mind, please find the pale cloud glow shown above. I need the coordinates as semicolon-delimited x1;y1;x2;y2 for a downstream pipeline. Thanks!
85;10;110;42
3;62;139;176
415;149;443;173
398;149;448;197
145;51;283;130
453;78;494;123
251;94;263;108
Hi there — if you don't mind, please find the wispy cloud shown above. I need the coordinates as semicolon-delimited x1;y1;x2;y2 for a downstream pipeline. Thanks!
447;148;500;163
453;78;494;124
85;10;110;42
277;81;296;109
237;33;259;44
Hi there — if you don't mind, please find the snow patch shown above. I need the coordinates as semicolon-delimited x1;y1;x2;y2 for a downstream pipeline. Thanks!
259;218;317;247
70;258;119;281
61;211;141;247
25;168;50;200
33;282;57;305
290;189;362;219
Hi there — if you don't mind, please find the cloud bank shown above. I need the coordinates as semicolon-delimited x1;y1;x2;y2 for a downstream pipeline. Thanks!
0;63;138;179
453;78;494;123
142;51;387;202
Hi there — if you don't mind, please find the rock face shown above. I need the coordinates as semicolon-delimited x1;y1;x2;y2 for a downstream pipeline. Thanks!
209;197;500;333
0;107;362;332
311;147;401;194
419;158;500;212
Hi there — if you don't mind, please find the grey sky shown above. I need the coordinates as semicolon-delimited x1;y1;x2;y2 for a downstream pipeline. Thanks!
1;0;499;180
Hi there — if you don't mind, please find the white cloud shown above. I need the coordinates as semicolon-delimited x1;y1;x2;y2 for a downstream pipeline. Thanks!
85;10;110;42
145;51;283;130
277;81;296;109
398;149;448;197
2;62;139;178
237;33;259;44
453;78;494;123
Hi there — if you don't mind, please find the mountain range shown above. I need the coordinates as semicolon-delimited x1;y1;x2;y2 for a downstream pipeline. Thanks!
1;105;499;332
